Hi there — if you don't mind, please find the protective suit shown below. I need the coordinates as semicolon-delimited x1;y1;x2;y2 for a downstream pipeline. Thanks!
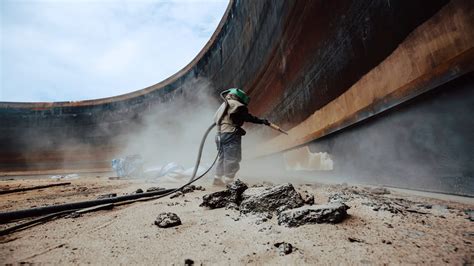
213;92;268;185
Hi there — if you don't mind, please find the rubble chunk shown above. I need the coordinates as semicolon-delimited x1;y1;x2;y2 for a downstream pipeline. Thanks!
200;190;233;209
274;242;293;256
200;179;248;209
135;188;143;193
154;212;182;228
240;183;304;214
278;202;350;227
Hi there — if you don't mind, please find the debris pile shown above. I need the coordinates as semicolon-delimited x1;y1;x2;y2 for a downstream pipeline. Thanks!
155;212;182;228
200;180;350;226
278;202;350;227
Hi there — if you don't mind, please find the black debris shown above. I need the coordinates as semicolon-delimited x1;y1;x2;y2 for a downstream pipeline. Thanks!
200;179;248;209
240;183;304;214
274;242;293;256
154;212;182;228
348;237;364;243
135;188;143;193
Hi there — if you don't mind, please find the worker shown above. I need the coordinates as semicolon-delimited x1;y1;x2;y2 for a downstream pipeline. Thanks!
213;88;270;186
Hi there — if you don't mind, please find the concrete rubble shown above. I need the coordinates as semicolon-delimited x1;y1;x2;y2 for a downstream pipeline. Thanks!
201;180;350;227
278;202;350;227
240;183;304;214
154;212;182;228
200;179;248;209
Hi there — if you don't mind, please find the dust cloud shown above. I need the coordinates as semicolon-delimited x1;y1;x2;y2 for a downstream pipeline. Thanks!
117;78;221;171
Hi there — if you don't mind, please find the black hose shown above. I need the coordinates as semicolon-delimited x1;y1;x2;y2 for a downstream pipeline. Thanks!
0;188;175;224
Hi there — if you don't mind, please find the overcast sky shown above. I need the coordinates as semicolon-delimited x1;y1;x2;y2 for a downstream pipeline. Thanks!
0;0;228;102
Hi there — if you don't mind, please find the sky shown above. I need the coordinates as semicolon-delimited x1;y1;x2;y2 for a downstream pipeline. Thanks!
0;0;228;102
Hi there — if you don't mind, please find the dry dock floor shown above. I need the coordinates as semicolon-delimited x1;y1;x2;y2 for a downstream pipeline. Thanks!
1;174;473;264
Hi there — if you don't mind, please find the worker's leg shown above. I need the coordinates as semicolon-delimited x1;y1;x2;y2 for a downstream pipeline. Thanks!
222;133;242;179
215;134;225;177
213;134;226;186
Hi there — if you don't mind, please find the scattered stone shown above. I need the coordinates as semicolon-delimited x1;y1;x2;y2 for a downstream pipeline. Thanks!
181;185;196;194
135;188;143;193
274;242;293;256
240;183;304;214
97;193;117;199
278;202;350;227
146;187;165;192
154;212;182;228
348;237;364;243
184;259;194;265
200;190;234;209
304;194;315;205
200;179;248;209
195;186;206;191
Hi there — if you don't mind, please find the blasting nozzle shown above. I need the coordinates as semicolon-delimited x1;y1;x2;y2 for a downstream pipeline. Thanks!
268;122;289;135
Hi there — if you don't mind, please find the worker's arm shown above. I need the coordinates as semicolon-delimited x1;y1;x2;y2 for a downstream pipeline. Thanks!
231;106;270;125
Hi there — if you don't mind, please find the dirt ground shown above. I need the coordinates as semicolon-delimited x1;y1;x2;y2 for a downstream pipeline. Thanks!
1;174;473;265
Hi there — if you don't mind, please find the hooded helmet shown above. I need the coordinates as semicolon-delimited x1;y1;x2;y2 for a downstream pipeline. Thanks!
226;88;250;105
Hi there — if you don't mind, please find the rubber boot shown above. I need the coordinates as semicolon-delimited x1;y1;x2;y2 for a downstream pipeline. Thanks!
212;176;225;187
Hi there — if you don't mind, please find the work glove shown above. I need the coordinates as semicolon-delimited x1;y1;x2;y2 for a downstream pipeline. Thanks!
262;119;270;126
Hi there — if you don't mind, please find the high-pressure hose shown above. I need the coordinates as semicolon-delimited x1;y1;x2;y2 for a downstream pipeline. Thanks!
188;90;230;183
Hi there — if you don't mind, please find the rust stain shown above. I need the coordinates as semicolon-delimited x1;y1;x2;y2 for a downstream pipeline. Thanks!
255;0;474;157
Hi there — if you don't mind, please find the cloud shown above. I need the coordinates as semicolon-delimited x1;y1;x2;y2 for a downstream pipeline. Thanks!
0;0;228;102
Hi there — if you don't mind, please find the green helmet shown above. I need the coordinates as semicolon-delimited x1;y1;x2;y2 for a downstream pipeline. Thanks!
227;88;250;105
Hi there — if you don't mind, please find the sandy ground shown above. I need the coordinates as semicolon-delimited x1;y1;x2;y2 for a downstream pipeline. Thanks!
0;174;473;265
